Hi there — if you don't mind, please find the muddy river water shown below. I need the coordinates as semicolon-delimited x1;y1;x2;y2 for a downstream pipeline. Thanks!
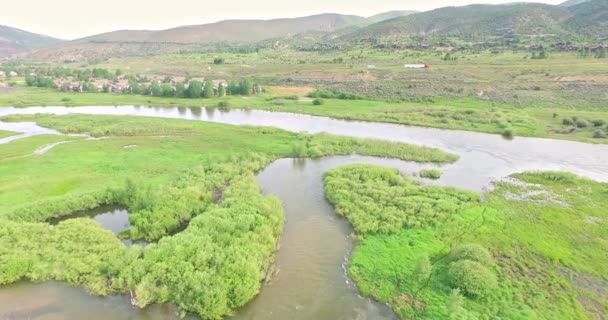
1;106;607;320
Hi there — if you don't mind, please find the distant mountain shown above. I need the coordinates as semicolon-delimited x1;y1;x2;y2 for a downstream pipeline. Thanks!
0;25;63;57
344;3;572;41
366;11;418;24
560;0;591;7
563;0;608;38
80;14;367;44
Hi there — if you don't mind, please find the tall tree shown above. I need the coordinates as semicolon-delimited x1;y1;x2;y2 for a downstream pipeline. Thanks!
175;82;186;98
218;83;225;97
186;80;202;98
239;79;253;96
203;80;214;98
227;80;238;95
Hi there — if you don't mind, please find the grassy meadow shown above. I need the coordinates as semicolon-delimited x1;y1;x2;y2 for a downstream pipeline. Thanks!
324;164;608;319
0;130;18;139
0;114;456;318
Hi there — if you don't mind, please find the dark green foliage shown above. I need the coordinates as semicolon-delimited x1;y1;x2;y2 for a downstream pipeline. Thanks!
312;98;324;105
575;119;588;128
593;130;606;139
324;164;477;234
186;80;202;98
218;83;225;97
239;79;253;96
161;84;173;97
592;119;605;127
213;57;225;64
175;82;186;98
308;88;365;100
227;80;239;95
203;80;214;98
151;83;163;97
449;244;494;266
448;260;497;298
501;128;514;139
562;118;574;126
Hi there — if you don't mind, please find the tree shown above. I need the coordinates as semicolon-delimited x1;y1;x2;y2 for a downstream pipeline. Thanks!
203;80;214;98
151;82;163;97
239;79;253;96
218;83;225;97
227;80;238;95
115;69;123;76
186;80;202;98
175;82;186;98
213;57;225;64
161;84;174;97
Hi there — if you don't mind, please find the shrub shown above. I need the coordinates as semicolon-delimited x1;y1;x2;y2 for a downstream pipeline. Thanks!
61;97;72;102
217;101;230;108
592;120;605;127
420;169;442;180
448;260;497;298
501;128;514;140
449;244;494;266
593;130;606;139
313;98;324;106
575;120;588;128
562;118;573;126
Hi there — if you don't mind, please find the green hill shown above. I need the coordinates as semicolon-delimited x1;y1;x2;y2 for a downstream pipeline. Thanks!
344;3;572;41
0;25;63;57
563;0;608;38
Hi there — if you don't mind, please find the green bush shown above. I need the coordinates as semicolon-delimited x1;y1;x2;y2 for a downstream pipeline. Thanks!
312;98;324;106
501;128;514;140
562;118;573;126
593;130;606;139
448;260;497;298
575;120;588;128
420;168;442;180
449;244;494;266
592;120;606;127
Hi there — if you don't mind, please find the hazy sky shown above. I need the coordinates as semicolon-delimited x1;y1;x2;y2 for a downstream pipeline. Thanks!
3;0;564;40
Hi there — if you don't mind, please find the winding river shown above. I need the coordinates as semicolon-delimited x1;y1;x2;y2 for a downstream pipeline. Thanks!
1;106;607;320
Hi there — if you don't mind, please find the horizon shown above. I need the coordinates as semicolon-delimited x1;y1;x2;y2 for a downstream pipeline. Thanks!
3;0;563;40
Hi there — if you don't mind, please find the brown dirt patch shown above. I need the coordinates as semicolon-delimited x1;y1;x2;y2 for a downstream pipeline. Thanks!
558;75;608;83
265;85;315;97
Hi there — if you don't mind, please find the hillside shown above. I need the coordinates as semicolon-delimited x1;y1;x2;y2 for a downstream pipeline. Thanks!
563;0;608;38
0;25;63;57
366;11;418;24
560;0;591;6
343;3;573;41
80;14;366;44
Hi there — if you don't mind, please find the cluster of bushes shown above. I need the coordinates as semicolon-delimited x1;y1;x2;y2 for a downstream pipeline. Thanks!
324;164;477;234
561;116;607;138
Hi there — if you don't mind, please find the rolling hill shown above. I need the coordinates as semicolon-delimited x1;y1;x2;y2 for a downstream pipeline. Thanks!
343;3;572;41
563;0;608;37
80;14;367;44
0;25;63;57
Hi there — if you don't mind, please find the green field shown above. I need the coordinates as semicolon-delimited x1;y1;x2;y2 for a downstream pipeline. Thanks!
324;164;608;319
0;114;455;318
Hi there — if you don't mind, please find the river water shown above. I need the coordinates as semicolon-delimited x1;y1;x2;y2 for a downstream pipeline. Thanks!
1;106;607;320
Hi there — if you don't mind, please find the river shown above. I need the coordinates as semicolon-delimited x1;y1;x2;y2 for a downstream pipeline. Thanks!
1;106;607;320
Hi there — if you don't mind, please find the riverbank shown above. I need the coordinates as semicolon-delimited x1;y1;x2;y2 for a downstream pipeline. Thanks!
325;164;608;319
0;87;607;143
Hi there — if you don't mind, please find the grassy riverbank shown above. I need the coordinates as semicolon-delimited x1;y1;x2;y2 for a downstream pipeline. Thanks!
0;130;18;139
0;114;456;318
1;87;607;143
324;165;608;319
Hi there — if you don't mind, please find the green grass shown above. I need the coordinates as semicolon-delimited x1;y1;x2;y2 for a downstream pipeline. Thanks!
0;114;455;319
324;165;608;319
0;130;18;139
419;169;442;180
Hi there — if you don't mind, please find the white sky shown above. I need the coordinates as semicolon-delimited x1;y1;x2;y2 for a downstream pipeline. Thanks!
3;0;564;40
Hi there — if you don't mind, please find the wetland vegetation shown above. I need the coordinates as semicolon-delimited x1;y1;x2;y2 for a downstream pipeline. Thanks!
324;165;608;319
0;114;456;318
